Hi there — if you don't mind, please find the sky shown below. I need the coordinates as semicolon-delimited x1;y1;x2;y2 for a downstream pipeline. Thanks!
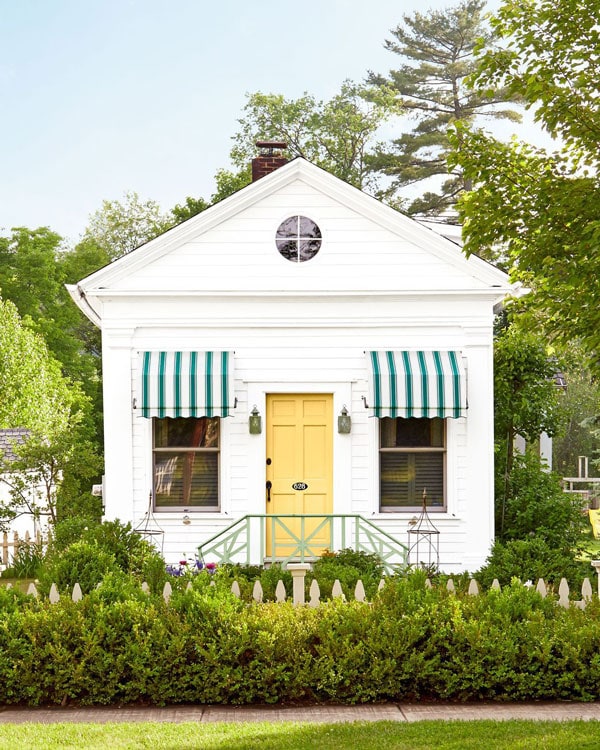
0;0;515;246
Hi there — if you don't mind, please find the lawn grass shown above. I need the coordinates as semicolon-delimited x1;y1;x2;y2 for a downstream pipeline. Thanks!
0;720;599;750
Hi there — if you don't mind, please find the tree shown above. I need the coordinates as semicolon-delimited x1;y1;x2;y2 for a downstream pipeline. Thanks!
551;353;600;478
366;0;520;217
449;0;600;368
0;297;102;528
0;228;100;384
0;425;102;530
0;227;104;449
0;297;74;436
170;196;210;224
493;320;563;534
82;191;171;261
227;81;391;192
210;165;252;204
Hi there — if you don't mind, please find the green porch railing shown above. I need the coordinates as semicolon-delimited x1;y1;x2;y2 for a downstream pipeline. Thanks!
197;514;408;574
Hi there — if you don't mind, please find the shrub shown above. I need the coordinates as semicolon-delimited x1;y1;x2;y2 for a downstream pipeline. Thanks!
51;518;161;576
38;541;120;595
49;518;166;589
51;517;99;553
475;537;589;589
257;564;293;600
0;570;600;706
308;548;385;600
214;563;293;601
496;451;586;549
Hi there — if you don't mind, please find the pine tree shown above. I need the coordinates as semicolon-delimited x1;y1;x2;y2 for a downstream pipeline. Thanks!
366;0;520;218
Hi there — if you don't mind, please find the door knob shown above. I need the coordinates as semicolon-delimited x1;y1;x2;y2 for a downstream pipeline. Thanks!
266;480;272;502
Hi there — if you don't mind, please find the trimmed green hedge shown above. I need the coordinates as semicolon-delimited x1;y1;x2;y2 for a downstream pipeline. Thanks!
1;572;600;706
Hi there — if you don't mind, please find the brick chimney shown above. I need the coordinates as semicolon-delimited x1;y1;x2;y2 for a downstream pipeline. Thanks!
252;141;288;181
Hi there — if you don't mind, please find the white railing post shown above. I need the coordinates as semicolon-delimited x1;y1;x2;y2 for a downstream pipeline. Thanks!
288;563;310;605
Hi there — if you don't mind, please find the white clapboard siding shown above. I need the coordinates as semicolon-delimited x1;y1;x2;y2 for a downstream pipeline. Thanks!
79;159;507;572
110;181;482;294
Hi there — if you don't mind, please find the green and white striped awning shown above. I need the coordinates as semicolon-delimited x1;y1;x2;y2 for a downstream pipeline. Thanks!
367;351;466;419
139;351;235;418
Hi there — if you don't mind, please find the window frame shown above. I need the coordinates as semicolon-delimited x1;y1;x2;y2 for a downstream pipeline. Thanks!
379;417;447;513
275;215;322;263
152;417;220;513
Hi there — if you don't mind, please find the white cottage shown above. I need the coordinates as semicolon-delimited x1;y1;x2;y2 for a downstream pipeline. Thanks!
69;150;514;573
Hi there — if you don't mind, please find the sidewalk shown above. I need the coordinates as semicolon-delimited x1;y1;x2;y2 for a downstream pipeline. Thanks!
1;702;600;724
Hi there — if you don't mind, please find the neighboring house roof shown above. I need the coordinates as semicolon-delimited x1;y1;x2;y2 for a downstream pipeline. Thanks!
0;429;30;463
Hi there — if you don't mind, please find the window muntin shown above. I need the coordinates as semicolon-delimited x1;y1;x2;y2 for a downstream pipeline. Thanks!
276;215;321;262
380;417;445;511
153;417;219;510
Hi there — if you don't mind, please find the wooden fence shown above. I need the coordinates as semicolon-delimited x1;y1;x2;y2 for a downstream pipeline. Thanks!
0;530;48;567
8;568;600;610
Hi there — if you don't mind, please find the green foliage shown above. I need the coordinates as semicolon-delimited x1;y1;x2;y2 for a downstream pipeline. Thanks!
308;549;385;600
51;517;99;552
210;165;252;203
38;541;120;595
169;196;209;224
0;228;102;413
11;542;45;579
366;0;520;216
215;563;293;601
476;538;589;590
0;570;599;706
81;519;147;572
0;297;75;437
82;191;172;261
49;518;165;582
0;415;103;529
0;585;30;613
552;353;600;477
494;322;562;447
498;452;587;549
450;0;600;368
254;564;293;601
229;82;391;192
0;293;103;527
492;320;564;536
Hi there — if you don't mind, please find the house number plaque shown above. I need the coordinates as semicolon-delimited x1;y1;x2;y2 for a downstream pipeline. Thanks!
292;482;308;491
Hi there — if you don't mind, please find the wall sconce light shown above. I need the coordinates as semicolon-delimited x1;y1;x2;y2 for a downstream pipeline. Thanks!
182;514;191;525
249;405;262;434
338;405;352;434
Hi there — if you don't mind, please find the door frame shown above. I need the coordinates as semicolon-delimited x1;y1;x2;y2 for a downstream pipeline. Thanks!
246;382;352;519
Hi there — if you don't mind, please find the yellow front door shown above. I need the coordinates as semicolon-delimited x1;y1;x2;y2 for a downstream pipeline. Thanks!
266;394;333;558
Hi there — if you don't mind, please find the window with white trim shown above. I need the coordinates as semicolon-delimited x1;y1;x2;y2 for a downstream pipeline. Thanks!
379;417;445;512
276;215;321;262
153;417;219;511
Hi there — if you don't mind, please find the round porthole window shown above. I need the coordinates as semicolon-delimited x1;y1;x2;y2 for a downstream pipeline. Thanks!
276;215;322;262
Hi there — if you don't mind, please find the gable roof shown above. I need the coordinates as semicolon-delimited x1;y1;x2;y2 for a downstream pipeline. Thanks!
69;158;514;315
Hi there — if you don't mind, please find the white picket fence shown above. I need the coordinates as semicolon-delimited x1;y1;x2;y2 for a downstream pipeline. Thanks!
9;568;600;609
